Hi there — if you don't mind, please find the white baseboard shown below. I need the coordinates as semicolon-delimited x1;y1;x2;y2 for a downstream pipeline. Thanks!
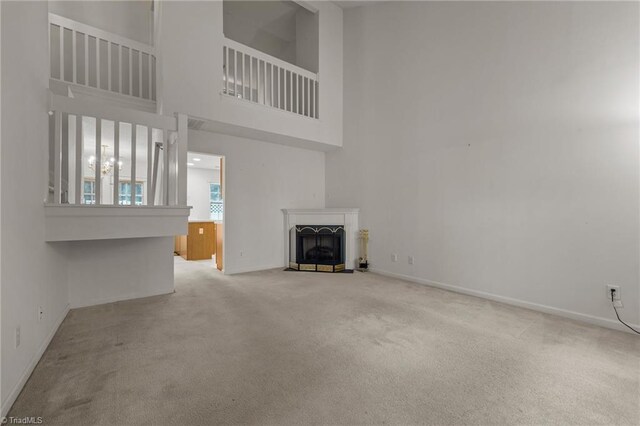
226;264;284;275
1;304;70;417
370;268;640;335
70;288;174;309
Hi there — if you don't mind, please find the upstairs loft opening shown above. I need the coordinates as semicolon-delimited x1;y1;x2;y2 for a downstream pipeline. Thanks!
221;1;320;119
223;0;318;74
49;0;154;46
48;1;156;107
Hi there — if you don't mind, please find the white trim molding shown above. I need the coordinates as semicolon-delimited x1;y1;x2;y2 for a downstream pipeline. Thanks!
45;204;190;241
1;304;70;417
370;268;640;335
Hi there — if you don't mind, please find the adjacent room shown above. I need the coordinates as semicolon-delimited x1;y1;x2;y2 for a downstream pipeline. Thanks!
1;1;639;425
174;152;224;270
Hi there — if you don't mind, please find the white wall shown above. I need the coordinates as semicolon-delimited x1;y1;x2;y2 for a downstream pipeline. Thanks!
160;0;342;149
67;237;174;308
49;0;153;45
1;1;175;414
0;0;3;406
188;167;220;221
326;1;640;330
1;1;70;414
189;130;325;274
295;7;319;74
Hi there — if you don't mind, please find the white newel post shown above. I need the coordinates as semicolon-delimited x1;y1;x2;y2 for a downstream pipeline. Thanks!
176;113;188;206
282;208;360;270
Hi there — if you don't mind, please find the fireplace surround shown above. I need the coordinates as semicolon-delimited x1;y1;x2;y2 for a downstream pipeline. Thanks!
282;208;360;271
289;225;345;272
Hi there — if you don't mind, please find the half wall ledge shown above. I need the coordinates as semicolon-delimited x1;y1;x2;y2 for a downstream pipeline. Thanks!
44;204;191;242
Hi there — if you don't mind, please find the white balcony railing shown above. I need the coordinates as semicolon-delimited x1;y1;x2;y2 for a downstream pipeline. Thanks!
222;38;319;119
49;13;156;103
47;94;187;208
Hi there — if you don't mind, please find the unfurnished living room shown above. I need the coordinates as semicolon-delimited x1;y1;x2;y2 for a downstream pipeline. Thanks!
1;0;639;425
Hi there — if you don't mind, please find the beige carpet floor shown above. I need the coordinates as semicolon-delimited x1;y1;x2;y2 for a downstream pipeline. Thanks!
9;257;640;425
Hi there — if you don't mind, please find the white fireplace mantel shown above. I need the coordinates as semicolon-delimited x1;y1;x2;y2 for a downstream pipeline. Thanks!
282;208;360;270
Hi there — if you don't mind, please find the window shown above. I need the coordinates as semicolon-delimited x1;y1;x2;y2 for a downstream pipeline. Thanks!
83;180;95;205
209;183;223;221
119;181;144;206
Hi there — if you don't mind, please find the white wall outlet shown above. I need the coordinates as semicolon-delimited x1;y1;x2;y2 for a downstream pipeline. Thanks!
38;306;44;322
199;228;204;235
606;285;621;301
15;326;21;348
613;300;623;308
391;253;398;262
408;256;414;265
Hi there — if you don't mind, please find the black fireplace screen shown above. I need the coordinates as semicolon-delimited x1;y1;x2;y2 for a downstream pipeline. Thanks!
290;225;345;272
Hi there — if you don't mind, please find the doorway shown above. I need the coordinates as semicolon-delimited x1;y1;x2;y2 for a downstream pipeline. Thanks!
174;152;225;272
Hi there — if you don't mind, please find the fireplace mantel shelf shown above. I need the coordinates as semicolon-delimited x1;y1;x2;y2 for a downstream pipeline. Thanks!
282;208;360;215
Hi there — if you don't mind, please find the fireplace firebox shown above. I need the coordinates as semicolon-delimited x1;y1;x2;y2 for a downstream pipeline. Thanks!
289;225;345;272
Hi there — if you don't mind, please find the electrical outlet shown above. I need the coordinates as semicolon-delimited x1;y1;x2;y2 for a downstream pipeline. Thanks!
38;306;44;322
607;285;621;301
408;256;414;265
15;326;20;348
613;300;623;308
391;253;398;262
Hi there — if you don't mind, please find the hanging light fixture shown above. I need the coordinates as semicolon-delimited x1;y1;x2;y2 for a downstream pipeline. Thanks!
88;145;123;176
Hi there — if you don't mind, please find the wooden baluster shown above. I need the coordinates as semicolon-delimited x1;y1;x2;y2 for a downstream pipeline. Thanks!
311;78;315;118
53;111;62;204
303;77;307;116
147;127;153;206
84;34;89;86
138;50;143;98
119;45;123;94
59;26;64;81
72;30;77;84
152;56;157;101
148;53;152;100
131;124;137;205
270;64;274;107
107;41;112;91
275;67;280;108
234;49;238;98
95;118;101;205
163;129;170;205
75;115;83;204
129;47;133;96
295;73;299;114
96;38;101;90
113;121;120;205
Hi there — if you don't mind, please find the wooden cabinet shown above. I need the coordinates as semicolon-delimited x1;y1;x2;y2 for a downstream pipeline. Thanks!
216;225;223;271
175;221;216;261
188;222;216;260
175;234;187;257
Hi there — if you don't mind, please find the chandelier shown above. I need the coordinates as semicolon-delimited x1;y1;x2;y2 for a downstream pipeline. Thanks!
88;145;123;176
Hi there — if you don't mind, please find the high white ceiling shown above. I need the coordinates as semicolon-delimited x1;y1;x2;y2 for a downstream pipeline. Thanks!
333;1;387;9
188;152;221;170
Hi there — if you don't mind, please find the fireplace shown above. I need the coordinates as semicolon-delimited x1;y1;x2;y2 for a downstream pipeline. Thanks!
289;225;345;272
